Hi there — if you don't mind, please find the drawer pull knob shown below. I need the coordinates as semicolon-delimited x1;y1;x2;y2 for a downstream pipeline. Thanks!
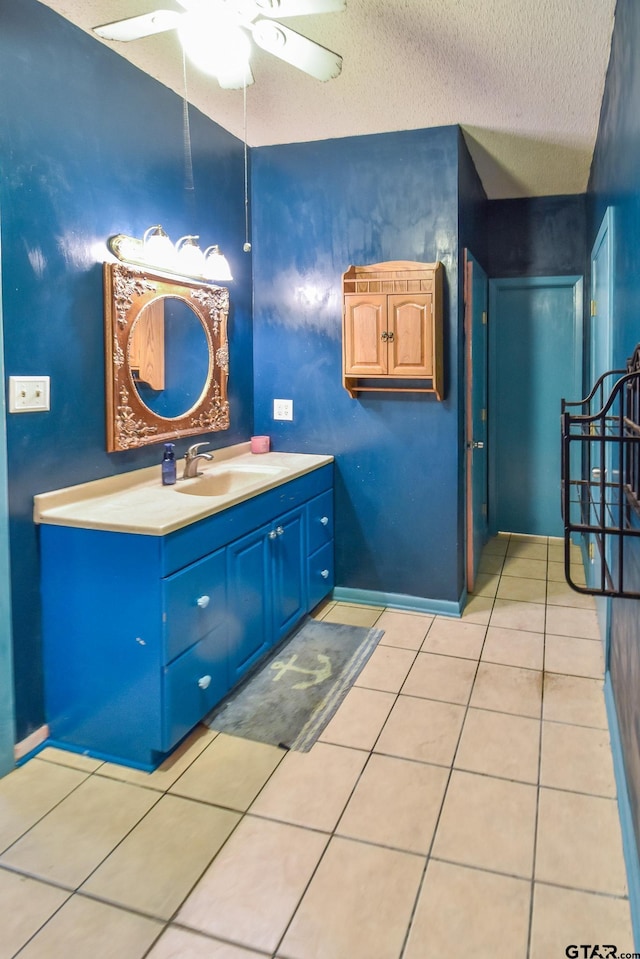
196;595;210;609
320;569;330;579
198;675;212;690
320;516;329;526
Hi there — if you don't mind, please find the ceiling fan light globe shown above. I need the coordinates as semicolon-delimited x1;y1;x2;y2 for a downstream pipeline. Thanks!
179;14;252;78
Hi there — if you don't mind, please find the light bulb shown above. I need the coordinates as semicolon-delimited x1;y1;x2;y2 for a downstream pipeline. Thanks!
204;245;233;282
175;235;206;275
143;225;175;269
179;13;251;78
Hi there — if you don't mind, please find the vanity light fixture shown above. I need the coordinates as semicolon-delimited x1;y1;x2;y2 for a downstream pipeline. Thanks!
107;226;233;283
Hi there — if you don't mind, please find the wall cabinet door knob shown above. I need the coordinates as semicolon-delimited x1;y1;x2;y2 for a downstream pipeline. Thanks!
276;525;284;536
320;569;330;579
320;516;329;526
198;675;212;690
196;595;210;608
268;529;277;540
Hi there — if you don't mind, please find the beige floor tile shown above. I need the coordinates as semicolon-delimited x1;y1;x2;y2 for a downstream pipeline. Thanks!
0;775;158;887
506;541;548;562
496;575;547;604
0;868;70;959
249;742;368;831
455;708;540;783
309;597;335;621
540;721;616;797
404;859;531;959
546;578;596;608
279;836;424;959
98;724;218;790
318;686;396;751
401;652;476;705
459;594;494;625
374;695;465;765
545;604;601;640
169;733;283;810
15;894;161;959
548;560;587;586
478;553;504;575
354;643;416;693
470;662;543;718
502;557;547;580
545;633;605;678
176;816;328;953
36;746;104;773
530;883;634;959
432;770;537;877
81;794;240;919
337;753;448;854
422;617;487;659
0;759;88;853
510;533;548;543
481;625;544;670
472;572;500;597
542;673;608;728
147;927;265;958
536;787;628;895
375;609;433;649
489;597;546;632
321;603;382;627
483;535;509;555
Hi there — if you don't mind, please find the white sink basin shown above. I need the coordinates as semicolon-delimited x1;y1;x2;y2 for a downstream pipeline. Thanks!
176;464;286;497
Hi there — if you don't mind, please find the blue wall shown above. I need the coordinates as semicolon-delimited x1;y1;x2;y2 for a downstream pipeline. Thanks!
251;127;465;608
0;0;253;740
588;0;640;888
485;195;587;279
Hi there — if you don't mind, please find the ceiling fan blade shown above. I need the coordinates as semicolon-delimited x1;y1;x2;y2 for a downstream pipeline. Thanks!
93;10;181;42
251;20;342;81
249;0;346;18
217;63;255;89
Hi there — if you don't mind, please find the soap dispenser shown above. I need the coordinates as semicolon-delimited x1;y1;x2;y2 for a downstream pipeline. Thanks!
161;442;177;486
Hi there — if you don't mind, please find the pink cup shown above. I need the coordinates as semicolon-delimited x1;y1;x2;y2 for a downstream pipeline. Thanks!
250;435;270;454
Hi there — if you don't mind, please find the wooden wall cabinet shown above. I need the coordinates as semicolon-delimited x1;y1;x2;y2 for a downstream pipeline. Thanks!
342;260;444;399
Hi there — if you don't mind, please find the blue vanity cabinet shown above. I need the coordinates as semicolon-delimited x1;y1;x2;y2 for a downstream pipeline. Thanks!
40;462;334;769
227;505;306;684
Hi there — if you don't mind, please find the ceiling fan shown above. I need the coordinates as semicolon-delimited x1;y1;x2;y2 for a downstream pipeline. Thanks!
93;0;346;89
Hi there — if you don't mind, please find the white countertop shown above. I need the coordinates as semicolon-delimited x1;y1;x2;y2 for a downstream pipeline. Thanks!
34;443;334;536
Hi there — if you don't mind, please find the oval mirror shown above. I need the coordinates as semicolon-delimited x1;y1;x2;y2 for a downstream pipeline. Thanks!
130;296;211;419
103;263;230;452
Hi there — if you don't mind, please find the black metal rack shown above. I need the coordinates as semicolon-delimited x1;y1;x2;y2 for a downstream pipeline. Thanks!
561;344;640;597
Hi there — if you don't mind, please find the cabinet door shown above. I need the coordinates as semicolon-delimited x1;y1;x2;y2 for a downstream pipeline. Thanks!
226;524;271;682
271;507;306;645
343;294;387;375
388;293;434;377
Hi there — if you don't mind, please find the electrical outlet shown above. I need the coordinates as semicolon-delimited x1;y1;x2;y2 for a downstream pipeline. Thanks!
273;399;293;421
9;376;50;413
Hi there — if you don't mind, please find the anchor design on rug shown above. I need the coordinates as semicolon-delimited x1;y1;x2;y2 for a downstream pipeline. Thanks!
270;653;332;690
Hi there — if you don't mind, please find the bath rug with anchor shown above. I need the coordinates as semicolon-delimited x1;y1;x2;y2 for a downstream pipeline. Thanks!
205;617;384;752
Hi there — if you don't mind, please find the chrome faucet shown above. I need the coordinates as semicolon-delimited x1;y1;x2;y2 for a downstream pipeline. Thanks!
183;442;214;479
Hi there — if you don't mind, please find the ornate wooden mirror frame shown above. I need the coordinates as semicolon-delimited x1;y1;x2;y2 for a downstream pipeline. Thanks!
104;262;230;452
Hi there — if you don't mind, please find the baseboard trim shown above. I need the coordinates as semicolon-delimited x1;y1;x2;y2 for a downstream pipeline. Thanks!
14;725;49;763
332;587;463;617
604;673;640;949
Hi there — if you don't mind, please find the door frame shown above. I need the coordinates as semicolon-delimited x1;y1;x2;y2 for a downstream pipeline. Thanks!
464;249;488;591
488;275;583;536
0;210;16;776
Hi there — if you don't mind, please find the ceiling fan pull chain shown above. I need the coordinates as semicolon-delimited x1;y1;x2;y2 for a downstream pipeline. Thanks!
243;79;251;253
182;48;195;195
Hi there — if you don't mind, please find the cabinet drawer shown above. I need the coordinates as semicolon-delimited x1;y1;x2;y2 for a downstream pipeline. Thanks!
163;548;226;662
307;489;334;555
162;622;229;751
308;541;334;609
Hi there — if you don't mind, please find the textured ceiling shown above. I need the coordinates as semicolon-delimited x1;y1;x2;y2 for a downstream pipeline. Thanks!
37;0;616;199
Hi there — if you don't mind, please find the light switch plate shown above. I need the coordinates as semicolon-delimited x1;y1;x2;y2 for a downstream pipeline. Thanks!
9;376;50;413
273;399;293;421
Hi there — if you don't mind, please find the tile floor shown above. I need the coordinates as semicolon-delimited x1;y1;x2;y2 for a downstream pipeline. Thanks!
0;534;635;958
